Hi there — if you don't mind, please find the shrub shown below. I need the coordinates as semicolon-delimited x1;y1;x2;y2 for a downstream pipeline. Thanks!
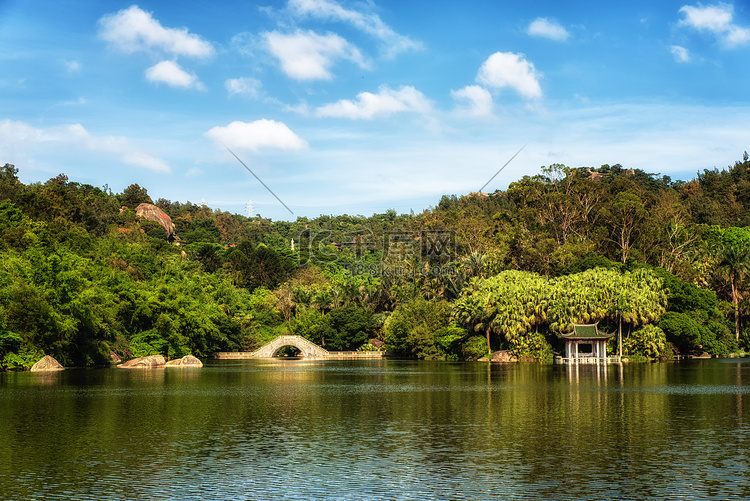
461;336;488;361
326;306;375;351
623;324;670;359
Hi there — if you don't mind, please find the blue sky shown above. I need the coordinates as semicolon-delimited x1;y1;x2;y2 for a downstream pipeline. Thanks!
1;0;749;220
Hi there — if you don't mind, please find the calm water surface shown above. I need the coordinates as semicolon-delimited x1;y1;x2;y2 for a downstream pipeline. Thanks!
1;359;749;500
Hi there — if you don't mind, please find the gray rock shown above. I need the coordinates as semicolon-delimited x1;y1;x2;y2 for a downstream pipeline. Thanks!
165;355;203;368
491;350;517;362
30;355;64;372
117;355;166;368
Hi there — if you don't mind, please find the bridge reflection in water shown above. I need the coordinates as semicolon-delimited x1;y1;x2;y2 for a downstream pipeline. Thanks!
212;335;384;360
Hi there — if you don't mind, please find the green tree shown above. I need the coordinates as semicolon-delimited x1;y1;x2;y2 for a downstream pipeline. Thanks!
716;242;750;341
0;163;21;203
623;324;670;358
599;192;649;263
326;305;375;351
384;298;461;359
120;183;153;208
452;270;552;360
289;308;334;346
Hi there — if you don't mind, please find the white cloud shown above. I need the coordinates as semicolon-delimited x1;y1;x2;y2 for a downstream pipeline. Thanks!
65;60;81;73
315;85;432;119
226;77;262;98
0;120;170;172
287;0;422;57
98;5;214;57
121;151;171;172
476;52;542;99
680;3;733;31
670;45;691;62
229;32;258;57
281;100;312;115
726;25;750;45
527;18;570;41
145;60;205;90
679;3;750;47
205;120;308;152
451;85;493;117
56;97;88;107
264;29;369;80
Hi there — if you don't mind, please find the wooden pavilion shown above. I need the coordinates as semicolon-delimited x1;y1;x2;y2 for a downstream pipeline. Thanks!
555;323;620;365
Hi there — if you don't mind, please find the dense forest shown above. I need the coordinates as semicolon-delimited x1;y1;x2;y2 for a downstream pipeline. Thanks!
2;155;750;369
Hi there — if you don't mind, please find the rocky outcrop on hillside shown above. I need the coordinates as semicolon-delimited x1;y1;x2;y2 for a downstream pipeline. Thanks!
135;203;175;240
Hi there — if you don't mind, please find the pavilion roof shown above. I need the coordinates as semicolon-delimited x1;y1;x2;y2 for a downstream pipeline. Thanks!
561;323;615;340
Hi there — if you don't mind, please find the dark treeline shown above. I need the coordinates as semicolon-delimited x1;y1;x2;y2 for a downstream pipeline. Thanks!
2;155;750;369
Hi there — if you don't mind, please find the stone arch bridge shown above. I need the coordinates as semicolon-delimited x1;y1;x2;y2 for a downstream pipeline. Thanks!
212;335;383;360
251;335;330;358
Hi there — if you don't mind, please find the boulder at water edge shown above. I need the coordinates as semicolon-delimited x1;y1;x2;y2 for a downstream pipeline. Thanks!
492;350;517;362
117;355;166;368
30;355;64;372
164;355;203;368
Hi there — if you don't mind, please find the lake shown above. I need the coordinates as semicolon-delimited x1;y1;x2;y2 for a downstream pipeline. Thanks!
1;359;749;500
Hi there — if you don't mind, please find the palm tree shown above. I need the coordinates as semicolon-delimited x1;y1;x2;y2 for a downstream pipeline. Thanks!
465;252;487;278
452;282;493;360
716;243;750;341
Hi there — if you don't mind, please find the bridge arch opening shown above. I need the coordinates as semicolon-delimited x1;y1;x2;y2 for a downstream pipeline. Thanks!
273;345;302;357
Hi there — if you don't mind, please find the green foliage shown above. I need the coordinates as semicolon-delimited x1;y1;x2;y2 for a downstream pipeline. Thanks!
5;154;750;368
384;298;465;359
182;218;222;244
657;311;730;356
434;326;465;357
225;243;295;291
461;336;488;361
2;344;44;370
658;312;701;352
119;183;153;208
453;267;666;360
194;243;225;273
651;267;718;314
246;287;284;328
128;330;169;358
289;308;334;346
599;192;648;263
0;163;21;203
623;324;671;359
716;238;750;341
558;252;618;275
326;305;375;351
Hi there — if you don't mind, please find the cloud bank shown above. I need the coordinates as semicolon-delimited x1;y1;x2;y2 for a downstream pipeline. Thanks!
0;120;170;172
